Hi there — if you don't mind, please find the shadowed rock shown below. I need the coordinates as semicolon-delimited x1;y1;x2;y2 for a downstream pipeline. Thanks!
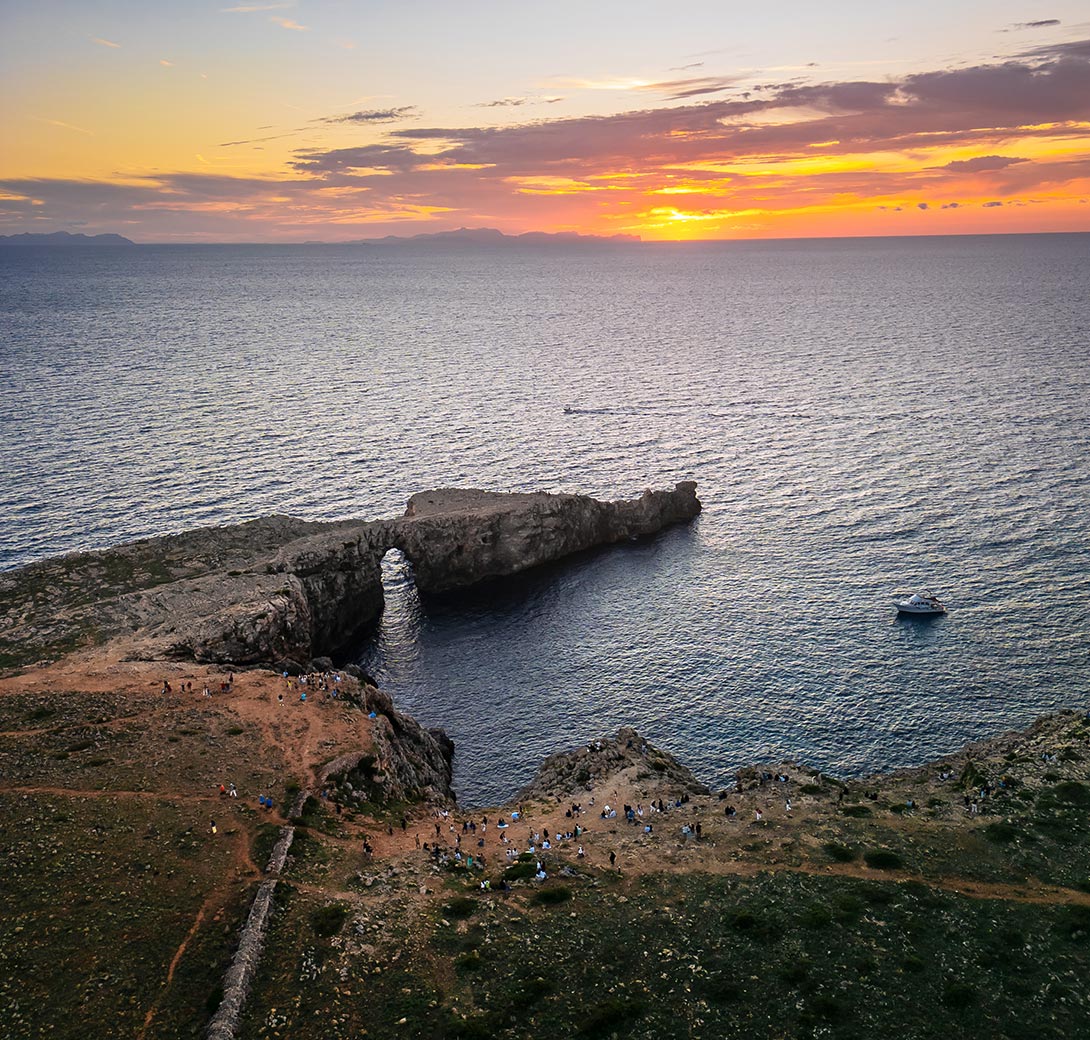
518;726;710;801
0;482;700;670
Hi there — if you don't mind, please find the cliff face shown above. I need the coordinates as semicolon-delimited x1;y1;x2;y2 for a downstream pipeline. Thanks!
1;483;700;670
393;482;701;593
318;685;455;804
518;726;710;802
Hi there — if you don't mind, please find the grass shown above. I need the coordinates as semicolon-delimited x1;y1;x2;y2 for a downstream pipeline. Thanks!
238;867;1090;1040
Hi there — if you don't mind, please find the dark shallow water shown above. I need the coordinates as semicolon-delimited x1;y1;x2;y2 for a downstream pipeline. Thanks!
2;235;1089;805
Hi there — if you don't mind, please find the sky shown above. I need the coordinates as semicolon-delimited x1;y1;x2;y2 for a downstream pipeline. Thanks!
2;0;1089;241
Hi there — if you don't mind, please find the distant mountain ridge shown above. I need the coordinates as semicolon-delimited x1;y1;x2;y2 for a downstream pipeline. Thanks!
0;231;135;247
349;227;641;246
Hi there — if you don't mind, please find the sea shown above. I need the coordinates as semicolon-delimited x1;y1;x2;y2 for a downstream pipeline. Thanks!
2;234;1089;806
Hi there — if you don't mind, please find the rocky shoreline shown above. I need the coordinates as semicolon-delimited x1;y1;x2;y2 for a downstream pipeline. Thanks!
3;481;1090;1039
0;482;700;672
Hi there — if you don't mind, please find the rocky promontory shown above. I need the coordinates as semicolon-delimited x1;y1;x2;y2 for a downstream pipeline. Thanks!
0;482;700;671
518;726;710;802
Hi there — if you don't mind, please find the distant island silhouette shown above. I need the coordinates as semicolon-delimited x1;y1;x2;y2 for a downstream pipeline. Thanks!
0;231;134;247
343;227;642;246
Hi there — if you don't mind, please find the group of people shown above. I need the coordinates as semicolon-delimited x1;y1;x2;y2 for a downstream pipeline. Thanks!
281;669;345;704
161;674;234;697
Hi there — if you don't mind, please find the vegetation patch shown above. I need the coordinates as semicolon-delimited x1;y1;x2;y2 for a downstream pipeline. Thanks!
311;903;350;938
822;841;856;862
531;884;572;906
864;850;904;870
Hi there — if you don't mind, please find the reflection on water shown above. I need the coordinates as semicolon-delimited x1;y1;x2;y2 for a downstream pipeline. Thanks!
3;236;1089;805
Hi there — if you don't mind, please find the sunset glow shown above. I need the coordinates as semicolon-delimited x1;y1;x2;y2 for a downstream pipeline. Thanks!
3;1;1089;241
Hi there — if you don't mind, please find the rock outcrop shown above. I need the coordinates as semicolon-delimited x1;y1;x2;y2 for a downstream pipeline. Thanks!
319;684;455;804
517;726;710;802
395;482;700;592
0;482;700;671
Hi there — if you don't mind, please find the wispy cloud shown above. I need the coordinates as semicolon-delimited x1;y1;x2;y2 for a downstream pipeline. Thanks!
271;15;307;31
91;36;120;48
322;107;419;124
31;117;94;136
160;59;174;67
477;96;565;108
553;73;744;100
938;155;1029;172
640;75;746;99
1000;19;1061;32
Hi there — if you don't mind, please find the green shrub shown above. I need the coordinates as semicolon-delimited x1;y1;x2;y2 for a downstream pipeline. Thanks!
455;949;483;971
982;821;1019;844
863;850;903;870
799;903;833;928
942;981;978;1008
578;996;647;1037
531;885;572;907
311;903;349;937
1054;781;1089;806
822;842;856;862
842;804;872;818
504;861;537;882
443;896;477;920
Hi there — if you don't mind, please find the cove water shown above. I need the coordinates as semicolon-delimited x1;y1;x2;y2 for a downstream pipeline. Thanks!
2;234;1088;805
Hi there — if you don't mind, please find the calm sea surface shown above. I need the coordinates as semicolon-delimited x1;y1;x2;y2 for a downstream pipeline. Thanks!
2;235;1089;805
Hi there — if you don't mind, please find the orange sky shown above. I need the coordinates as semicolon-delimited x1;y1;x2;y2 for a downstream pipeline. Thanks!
2;2;1089;241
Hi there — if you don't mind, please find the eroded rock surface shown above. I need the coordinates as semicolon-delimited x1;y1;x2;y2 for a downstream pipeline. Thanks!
518;726;710;802
319;684;455;805
0;483;700;670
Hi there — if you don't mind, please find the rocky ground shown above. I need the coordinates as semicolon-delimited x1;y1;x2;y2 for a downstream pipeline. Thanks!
2;489;1088;1039
1;646;1088;1039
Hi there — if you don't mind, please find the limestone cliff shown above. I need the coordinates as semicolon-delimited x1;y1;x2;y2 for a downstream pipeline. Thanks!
318;684;455;804
395;482;701;593
517;726;710;802
0;482;700;671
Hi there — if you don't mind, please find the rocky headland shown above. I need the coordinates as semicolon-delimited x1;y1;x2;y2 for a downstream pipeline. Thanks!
2;480;1089;1040
0;481;700;672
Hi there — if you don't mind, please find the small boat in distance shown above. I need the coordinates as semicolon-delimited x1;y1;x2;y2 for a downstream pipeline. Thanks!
894;590;947;615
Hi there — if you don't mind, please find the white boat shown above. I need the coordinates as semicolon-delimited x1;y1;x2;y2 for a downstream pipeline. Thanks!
895;590;946;615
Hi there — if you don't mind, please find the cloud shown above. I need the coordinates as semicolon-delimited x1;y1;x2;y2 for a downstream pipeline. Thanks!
477;96;566;108
91;36;120;48
939;155;1029;172
219;131;302;147
1017;38;1090;59
9;38;1090;240
1001;19;1061;32
478;97;528;108
271;15;307;30
160;59;174;67
640;76;746;99
323;107;419;124
669;62;705;72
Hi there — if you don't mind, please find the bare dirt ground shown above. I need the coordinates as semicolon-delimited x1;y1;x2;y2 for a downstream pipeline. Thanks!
4;649;1087;909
